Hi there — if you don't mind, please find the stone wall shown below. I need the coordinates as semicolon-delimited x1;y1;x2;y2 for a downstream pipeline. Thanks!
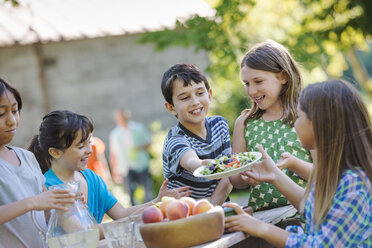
0;33;209;148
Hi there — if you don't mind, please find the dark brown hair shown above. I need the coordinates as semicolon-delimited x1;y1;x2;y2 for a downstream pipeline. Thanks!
241;40;302;127
0;78;22;111
28;110;94;173
161;63;210;105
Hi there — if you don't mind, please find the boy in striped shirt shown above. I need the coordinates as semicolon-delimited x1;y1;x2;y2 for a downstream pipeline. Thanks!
161;63;232;205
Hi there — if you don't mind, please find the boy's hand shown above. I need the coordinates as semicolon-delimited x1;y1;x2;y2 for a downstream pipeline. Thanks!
31;189;75;212
201;159;214;166
157;178;192;201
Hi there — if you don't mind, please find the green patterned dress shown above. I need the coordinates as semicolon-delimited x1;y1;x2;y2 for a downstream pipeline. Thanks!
244;118;311;211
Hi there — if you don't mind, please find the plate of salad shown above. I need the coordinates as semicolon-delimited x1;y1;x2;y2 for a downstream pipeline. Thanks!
193;152;262;180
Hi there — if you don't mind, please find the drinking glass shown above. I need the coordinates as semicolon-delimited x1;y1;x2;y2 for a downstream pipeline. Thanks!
102;218;133;248
129;215;144;248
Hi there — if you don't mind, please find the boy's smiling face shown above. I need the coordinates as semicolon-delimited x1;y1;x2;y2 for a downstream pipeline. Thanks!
165;79;212;129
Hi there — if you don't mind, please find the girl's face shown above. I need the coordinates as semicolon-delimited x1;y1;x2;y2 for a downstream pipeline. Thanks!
0;90;19;147
295;106;315;150
241;66;287;114
57;130;92;172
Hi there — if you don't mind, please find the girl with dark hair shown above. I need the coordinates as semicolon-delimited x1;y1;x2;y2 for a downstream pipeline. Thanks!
225;79;372;247
0;78;74;248
28;110;191;225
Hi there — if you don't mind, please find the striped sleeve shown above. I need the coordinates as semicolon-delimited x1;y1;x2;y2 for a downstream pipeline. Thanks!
162;132;192;178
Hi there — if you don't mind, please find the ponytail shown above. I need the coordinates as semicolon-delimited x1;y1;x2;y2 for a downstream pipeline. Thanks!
28;110;94;175
28;135;51;174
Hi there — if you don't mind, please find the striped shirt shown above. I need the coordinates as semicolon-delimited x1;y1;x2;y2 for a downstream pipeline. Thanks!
286;169;372;247
162;116;231;199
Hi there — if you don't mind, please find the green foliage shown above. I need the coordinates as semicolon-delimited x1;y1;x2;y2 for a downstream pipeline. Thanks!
140;0;372;130
3;0;19;6
148;121;168;193
140;0;372;194
139;0;257;129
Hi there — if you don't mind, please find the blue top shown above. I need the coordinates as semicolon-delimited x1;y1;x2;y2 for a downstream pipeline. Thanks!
286;169;372;247
162;115;231;199
44;168;118;223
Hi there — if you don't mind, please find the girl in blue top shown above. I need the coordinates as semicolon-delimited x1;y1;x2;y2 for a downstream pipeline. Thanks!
28;110;191;224
224;79;372;247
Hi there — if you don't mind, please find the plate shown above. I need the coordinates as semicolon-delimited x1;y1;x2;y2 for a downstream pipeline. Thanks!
193;152;262;180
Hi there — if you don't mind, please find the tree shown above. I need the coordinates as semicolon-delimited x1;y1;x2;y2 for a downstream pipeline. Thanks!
139;0;372;127
3;0;19;6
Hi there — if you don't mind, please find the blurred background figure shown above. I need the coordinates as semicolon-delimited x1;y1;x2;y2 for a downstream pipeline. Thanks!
87;136;112;184
109;109;153;205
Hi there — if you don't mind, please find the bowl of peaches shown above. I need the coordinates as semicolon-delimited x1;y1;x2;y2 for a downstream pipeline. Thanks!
139;197;224;248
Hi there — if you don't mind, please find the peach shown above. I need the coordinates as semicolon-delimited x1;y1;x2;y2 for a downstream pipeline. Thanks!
192;199;213;215
165;200;189;221
160;197;176;218
180;197;196;216
142;206;164;224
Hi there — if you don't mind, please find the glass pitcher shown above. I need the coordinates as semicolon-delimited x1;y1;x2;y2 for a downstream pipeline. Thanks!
32;181;99;248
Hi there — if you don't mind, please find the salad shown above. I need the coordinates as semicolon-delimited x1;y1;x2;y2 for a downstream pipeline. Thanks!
201;152;257;175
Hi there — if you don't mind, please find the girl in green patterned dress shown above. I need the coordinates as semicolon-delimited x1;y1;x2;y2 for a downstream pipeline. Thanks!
229;40;314;213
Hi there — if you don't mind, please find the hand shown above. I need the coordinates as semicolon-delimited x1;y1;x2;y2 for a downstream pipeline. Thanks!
79;192;88;206
243;145;281;184
238;172;260;186
157;178;192;200
277;152;294;170
201;159;214;166
223;202;266;237
31;189;75;212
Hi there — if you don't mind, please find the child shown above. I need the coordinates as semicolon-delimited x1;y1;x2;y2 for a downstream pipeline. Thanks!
28;110;191;224
0;78;74;247
161;63;232;205
230;40;313;212
225;79;372;247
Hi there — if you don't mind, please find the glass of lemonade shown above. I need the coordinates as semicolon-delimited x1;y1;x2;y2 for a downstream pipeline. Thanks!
102;217;134;248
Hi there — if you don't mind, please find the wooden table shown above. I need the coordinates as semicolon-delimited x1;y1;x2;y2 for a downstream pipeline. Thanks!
98;205;297;248
97;231;248;248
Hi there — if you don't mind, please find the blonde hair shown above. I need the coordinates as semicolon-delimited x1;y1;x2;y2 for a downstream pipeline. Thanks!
241;40;302;127
299;79;372;228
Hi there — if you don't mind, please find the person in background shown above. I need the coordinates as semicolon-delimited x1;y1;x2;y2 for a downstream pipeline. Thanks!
109;109;153;205
0;78;74;248
225;79;372;247
87;136;112;184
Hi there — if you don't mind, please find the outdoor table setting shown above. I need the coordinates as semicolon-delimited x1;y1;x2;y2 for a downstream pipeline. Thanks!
97;149;297;248
97;205;297;248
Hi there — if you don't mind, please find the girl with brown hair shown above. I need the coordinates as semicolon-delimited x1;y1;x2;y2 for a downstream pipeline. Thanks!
225;79;372;247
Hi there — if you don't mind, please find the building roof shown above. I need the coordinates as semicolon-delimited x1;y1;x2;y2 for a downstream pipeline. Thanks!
0;0;214;47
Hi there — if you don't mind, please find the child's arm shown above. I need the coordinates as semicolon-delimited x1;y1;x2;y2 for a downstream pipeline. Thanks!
0;187;75;225
229;113;260;188
232;113;248;154
179;150;207;172
224;202;289;248
277;150;315;180
106;179;191;220
210;178;233;206
242;145;305;209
